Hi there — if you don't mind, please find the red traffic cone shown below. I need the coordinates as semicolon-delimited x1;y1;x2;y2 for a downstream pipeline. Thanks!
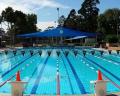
16;71;21;81
98;70;102;80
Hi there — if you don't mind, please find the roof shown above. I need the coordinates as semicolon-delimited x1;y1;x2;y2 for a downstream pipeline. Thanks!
66;36;87;40
17;27;97;38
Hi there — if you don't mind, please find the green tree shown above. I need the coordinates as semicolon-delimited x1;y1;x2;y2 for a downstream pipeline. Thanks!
97;8;120;42
14;10;27;35
26;14;37;33
78;0;100;32
1;7;15;30
98;8;120;35
64;9;77;29
1;7;15;46
1;7;37;45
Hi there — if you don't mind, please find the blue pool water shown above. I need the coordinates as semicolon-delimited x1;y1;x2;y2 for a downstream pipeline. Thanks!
0;47;120;95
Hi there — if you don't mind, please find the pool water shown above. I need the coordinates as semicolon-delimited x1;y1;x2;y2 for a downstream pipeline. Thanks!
0;47;120;95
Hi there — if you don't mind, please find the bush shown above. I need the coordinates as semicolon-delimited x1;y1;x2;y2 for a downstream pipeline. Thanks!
106;35;119;43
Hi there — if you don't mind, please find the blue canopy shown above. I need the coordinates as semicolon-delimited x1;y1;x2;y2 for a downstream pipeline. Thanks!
66;36;87;40
17;27;97;38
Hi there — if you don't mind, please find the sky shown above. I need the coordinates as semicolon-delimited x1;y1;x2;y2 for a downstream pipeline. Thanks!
0;0;120;30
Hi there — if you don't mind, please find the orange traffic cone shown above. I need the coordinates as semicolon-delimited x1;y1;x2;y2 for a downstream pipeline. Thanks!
16;71;21;81
98;70;102;80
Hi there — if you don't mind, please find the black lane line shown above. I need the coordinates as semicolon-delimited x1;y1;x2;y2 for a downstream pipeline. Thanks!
60;55;74;94
0;53;39;88
1;48;25;58
31;56;49;94
77;52;120;82
86;49;120;60
0;66;25;87
0;56;30;87
84;52;120;64
85;57;120;81
77;50;120;65
0;50;30;70
96;55;120;64
80;55;120;90
88;51;120;64
0;54;29;73
1;53;38;78
0;75;15;87
24;57;44;91
74;49;120;90
0;54;22;63
62;50;86;94
0;58;27;87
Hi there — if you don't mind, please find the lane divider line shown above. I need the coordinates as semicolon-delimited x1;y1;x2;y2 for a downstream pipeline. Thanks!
80;55;120;89
60;55;74;94
75;49;120;89
56;57;60;96
57;71;60;96
85;56;120;81
62;50;86;94
0;52;38;87
31;56;49;94
1;52;38;79
24;58;44;91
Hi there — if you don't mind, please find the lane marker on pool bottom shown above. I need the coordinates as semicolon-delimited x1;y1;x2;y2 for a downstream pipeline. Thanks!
83;56;120;83
1;53;37;78
61;55;74;94
93;55;120;64
0;52;38;87
0;53;21;62
63;51;86;94
81;57;120;89
31;56;49;94
0;59;31;87
24;58;44;91
79;54;120;89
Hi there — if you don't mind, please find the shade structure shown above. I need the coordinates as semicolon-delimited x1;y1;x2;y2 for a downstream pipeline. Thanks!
66;36;87;40
17;27;97;38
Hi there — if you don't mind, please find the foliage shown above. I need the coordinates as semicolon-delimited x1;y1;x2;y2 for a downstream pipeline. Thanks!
64;0;100;32
0;7;37;45
106;35;119;43
64;1;120;43
78;0;100;32
97;8;120;35
64;9;77;29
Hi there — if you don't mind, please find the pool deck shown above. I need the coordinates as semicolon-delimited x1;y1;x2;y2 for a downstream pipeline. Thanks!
108;47;120;50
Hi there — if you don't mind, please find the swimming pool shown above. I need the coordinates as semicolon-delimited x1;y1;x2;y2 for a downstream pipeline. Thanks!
0;47;120;95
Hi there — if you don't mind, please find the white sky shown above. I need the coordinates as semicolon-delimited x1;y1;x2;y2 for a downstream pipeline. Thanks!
0;0;68;31
37;21;58;30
